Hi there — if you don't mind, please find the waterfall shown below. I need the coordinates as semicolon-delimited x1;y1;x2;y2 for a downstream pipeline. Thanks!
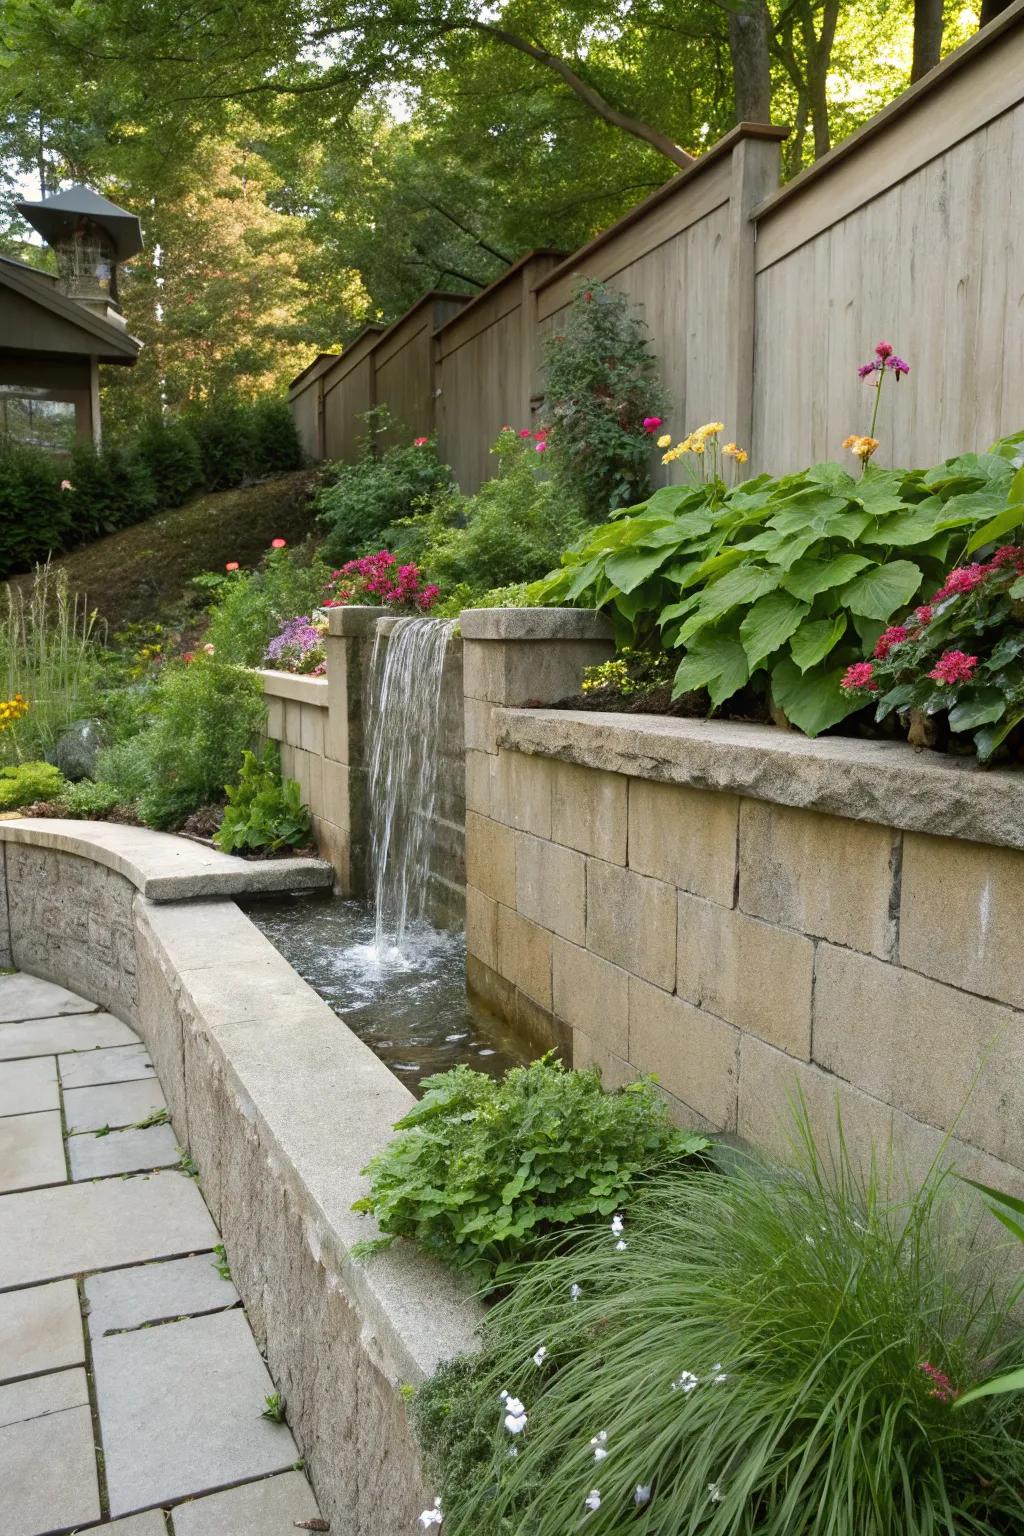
364;615;459;954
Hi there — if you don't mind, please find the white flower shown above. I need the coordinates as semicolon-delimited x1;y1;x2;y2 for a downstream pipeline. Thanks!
570;1282;582;1303
508;1446;519;1458
708;1481;723;1503
532;1345;548;1367
615;1239;628;1252
671;1370;699;1394
805;1234;815;1246
709;1364;728;1384
505;1408;528;1434
610;1214;624;1236
590;1430;608;1461
418;1496;443;1527
634;1485;652;1507
504;1396;525;1417
499;1389;508;1402
584;1489;602;1513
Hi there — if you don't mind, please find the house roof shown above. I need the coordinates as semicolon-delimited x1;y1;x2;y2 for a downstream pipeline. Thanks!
16;185;144;262
0;257;141;365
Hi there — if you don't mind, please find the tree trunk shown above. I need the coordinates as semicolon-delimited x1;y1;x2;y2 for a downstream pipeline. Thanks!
980;0;1014;23
911;0;944;82
728;0;773;122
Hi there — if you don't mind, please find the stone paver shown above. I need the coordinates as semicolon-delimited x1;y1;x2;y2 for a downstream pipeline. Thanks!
0;1010;137;1060
86;1253;240;1336
0;1279;84;1383
0;1056;59;1117
58;1040;155;1089
0;970;321;1536
0;973;97;1022
0;1168;218;1286
0;1110;67;1194
94;1308;298;1516
70;1120;181;1181
63;1077;168;1133
173;1470;322;1534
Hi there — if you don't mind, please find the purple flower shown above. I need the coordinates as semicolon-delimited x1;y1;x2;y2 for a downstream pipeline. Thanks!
858;361;882;379
885;355;910;377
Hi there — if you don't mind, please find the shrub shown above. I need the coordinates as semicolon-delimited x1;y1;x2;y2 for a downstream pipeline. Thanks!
316;409;455;564
0;564;104;765
533;433;1021;737
135;415;204;506
58;778;124;817
415;1129;1024;1536
96;656;264;828
0;442;74;575
541;278;668;518
67;439;159;538
353;1058;708;1284
184;398;258;489
248;398;303;476
214;745;312;854
0;761;66;810
201;546;330;667
323;550;439;611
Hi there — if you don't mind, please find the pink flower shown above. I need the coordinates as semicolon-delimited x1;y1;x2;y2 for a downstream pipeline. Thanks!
535;441;547;453
182;651;195;663
875;341;894;360
886;356;910;377
271;538;287;549
413;436;429;446
203;643;215;655
928;650;978;685
642;416;663;433
991;545;1024;568
914;605;933;627
874;625;908;660
60;478;74;491
932;564;989;602
858;362;881;380
225;561;239;572
841;661;877;692
918;1362;959;1404
518;429;532;439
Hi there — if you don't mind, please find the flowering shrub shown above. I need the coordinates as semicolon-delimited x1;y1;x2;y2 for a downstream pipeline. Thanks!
541;278;668;518
263;615;328;674
323;550;440;611
414;1125;1024;1536
200;544;329;666
352;1057;708;1285
841;544;1024;761
532;436;1022;737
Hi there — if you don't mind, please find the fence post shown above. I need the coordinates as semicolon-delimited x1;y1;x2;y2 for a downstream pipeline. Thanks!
726;126;787;463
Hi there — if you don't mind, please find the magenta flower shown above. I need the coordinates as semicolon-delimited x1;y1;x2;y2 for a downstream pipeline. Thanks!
841;661;877;692
914;605;933;627
931;563;989;602
918;1361;959;1403
642;416;663;433
875;341;894;359
928;650;978;685
873;625;908;660
535;440;547;452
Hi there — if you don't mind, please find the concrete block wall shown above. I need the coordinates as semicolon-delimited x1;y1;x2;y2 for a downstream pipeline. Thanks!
461;609;1024;1195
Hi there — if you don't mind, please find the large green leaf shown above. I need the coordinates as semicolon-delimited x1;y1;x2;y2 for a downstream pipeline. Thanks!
838;560;922;620
953;1367;1024;1408
868;511;940;546
964;501;1024;555
605;545;674;594
770;657;864;737
672;633;749;705
684;563;781;629
789;613;847;673
975;710;1024;763
947;688;1007;733
782;553;871;602
642;484;702;517
739;590;808;669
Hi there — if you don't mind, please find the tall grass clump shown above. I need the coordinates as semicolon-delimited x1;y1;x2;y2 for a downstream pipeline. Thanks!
0;564;103;764
416;1122;1024;1535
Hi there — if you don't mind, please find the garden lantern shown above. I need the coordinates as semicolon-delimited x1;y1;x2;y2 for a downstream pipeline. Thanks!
15;184;143;318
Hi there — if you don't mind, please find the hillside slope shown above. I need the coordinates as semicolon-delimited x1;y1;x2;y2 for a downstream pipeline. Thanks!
8;471;320;626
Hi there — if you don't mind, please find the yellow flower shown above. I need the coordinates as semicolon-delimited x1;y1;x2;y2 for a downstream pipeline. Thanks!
723;442;749;464
656;433;672;449
843;434;879;463
692;421;725;441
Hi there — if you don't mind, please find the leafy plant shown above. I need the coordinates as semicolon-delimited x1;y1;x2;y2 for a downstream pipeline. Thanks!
0;760;66;810
262;1392;287;1423
214;746;312;854
353;1057;708;1284
533;436;1021;737
0;564;104;765
67;438;160;538
135;414;205;506
541;278;668;518
201;545;329;667
416;1127;1024;1536
57;778;124;817
248;398;304;477
0;442;74;576
316;408;455;564
953;1179;1024;1407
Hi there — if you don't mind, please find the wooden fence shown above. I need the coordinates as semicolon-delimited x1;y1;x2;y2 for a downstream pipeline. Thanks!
289;3;1024;489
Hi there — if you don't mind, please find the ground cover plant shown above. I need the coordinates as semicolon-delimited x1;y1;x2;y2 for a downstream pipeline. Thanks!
353;1057;708;1285
414;1128;1024;1535
315;409;455;564
214;745;311;854
0;760;65;810
533;425;1023;738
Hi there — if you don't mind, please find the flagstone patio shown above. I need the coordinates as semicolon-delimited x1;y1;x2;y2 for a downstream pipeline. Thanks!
0;971;324;1536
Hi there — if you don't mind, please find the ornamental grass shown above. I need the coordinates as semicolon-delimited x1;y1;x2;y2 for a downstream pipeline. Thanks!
416;1118;1024;1535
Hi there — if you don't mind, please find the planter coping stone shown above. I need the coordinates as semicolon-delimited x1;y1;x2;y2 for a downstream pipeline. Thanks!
253;669;327;703
459;607;613;641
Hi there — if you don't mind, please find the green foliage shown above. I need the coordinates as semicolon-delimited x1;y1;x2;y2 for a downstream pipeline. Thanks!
353;1057;708;1284
202;548;329;666
0;564;103;765
316;409;455;565
396;430;587;597
533;442;1020;736
58;778;124;817
542;279;668;518
184;398;259;489
67;438;160;538
416;1127;1024;1536
214;745;312;853
953;1179;1024;1407
0;760;65;809
248;398;304;477
96;656;264;828
0;441;74;575
135;416;205;507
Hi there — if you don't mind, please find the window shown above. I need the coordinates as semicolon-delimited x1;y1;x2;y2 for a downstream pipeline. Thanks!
0;389;79;451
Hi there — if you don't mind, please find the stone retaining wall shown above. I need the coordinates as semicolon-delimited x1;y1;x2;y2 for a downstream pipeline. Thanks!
460;609;1024;1196
0;821;480;1533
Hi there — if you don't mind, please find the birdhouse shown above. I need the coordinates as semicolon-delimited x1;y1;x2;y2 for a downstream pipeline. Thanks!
15;185;144;323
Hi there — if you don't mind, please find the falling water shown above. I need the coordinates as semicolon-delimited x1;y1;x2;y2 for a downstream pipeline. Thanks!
364;615;459;955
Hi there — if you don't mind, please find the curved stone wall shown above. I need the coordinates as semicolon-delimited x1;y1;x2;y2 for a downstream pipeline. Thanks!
0;820;481;1534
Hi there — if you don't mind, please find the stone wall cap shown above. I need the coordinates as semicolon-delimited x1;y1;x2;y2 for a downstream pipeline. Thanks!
253;668;328;703
496;709;1024;852
327;605;392;637
0;819;335;900
459;607;614;641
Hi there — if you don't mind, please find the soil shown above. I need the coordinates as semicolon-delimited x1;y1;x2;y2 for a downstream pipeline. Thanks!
548;683;773;726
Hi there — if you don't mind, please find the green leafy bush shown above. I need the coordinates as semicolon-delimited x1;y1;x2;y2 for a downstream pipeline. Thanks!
353;1058;708;1284
58;778;124;817
416;1129;1024;1536
68;439;159;538
316;409;455;564
534;436;1021;736
135;415;205;506
248;398;304;477
214;746;312;853
184;398;258;489
0;761;65;810
201;547;329;666
396;430;587;596
541;278;668;518
0;443;74;575
96;656;264;828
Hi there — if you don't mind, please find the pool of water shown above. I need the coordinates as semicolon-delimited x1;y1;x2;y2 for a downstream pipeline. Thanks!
241;891;528;1092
